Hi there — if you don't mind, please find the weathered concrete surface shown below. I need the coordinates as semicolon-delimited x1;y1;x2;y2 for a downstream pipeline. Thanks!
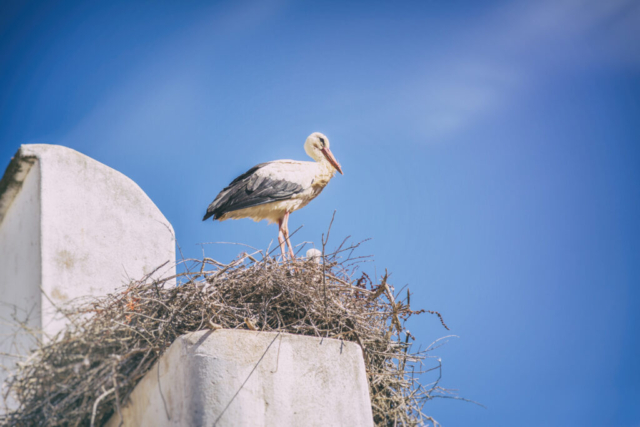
106;330;374;427
0;156;41;401
0;145;175;406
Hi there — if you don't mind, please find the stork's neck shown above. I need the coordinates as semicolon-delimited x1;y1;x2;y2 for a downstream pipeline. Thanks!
321;156;340;174
313;158;336;187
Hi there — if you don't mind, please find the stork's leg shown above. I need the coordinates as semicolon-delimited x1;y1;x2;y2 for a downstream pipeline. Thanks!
278;217;287;261
282;211;296;260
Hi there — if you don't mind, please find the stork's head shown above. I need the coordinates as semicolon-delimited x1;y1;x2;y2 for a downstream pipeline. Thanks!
304;132;343;175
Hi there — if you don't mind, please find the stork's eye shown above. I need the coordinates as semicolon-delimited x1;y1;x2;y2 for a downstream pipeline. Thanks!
319;137;325;146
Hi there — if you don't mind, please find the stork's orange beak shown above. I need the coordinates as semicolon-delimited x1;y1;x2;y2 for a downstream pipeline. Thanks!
321;147;343;175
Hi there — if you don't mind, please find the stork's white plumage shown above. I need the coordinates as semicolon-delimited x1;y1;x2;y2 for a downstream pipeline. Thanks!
203;132;343;260
306;248;323;264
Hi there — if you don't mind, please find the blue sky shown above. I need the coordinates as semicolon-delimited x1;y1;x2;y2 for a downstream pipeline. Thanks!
1;0;639;425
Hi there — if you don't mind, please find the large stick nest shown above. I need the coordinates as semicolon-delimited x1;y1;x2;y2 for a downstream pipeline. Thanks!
1;242;452;426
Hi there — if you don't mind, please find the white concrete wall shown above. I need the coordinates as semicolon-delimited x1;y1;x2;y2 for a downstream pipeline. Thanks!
106;330;374;427
0;159;41;374
27;144;176;338
0;144;176;406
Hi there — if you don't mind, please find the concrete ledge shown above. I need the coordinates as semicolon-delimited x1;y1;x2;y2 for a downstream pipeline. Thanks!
106;330;374;427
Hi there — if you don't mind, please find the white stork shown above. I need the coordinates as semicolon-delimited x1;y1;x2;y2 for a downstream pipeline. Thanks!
203;132;343;260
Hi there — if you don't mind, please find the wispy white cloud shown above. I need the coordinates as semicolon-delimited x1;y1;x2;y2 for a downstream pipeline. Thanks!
60;0;290;154
495;0;640;66
400;0;640;139
55;0;640;147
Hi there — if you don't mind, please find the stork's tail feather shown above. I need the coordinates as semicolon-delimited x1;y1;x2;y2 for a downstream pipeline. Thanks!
202;211;215;221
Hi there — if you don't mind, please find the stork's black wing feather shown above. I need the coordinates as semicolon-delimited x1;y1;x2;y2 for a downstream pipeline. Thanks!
203;162;306;221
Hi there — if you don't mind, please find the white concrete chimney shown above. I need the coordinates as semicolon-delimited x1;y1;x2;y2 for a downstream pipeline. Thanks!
106;330;374;427
0;144;175;400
